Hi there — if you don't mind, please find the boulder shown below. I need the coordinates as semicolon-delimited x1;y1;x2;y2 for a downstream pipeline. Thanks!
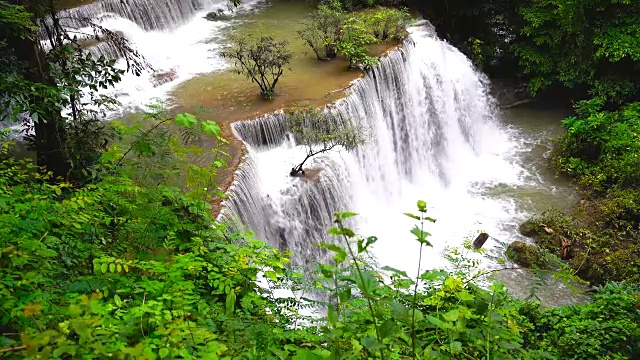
151;69;178;87
506;241;541;268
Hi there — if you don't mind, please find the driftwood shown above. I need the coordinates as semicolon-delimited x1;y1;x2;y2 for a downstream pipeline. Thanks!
472;233;489;249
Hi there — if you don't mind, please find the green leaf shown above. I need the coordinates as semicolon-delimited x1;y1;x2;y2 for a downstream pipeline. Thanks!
320;243;347;264
329;226;356;238
109;263;115;273
264;270;278;281
201;120;221;135
426;315;450;329
292;350;328;360
114;294;122;306
442;309;459;322
338;288;352;303
457;291;475;301
354;271;378;294
175;113;198;128
450;341;463;353
327;304;338;325
100;263;108;274
410;226;432;246
361;336;383;352
379;318;396;339
389;301;422;323
134;140;153;155
225;289;236;316
159;348;170;358
421;270;448;281
335;211;358;221
404;212;421;220
381;266;409;278
357;236;377;253
319;264;336;278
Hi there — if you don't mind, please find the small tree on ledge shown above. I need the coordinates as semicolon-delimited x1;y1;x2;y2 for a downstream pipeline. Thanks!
221;35;293;100
286;106;367;177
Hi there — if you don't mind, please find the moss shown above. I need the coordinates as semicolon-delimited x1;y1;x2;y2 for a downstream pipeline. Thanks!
518;208;640;285
519;220;543;237
506;241;541;268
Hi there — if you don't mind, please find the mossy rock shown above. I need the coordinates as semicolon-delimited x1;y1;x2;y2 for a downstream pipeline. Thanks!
518;218;561;250
506;241;541;268
518;220;541;237
205;11;232;21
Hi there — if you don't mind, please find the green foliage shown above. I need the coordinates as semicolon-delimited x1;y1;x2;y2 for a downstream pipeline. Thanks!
414;0;527;76
521;282;640;359
0;112;308;358
336;17;378;69
516;0;640;102
295;206;538;359
1;0;145;181
358;7;410;41
285;105;367;175
417;0;640;102
556;99;640;192
299;4;408;68
221;34;293;100
298;0;346;60
529;100;640;285
2;143;639;360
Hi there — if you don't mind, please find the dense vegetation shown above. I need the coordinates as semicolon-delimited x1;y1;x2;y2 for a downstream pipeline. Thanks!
1;0;640;358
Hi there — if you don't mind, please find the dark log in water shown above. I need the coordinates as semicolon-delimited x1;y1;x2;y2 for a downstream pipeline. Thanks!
473;233;489;249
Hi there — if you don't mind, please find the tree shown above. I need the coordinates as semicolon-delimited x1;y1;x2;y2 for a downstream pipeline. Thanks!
1;0;145;181
285;105;366;176
221;35;293;100
298;0;345;61
515;0;640;103
336;16;377;69
411;0;527;76
360;7;411;41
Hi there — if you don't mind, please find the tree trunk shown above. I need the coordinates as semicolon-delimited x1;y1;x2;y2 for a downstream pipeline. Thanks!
9;0;70;179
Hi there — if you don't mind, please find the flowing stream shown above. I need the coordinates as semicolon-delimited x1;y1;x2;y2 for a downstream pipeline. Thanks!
50;0;263;116
220;23;585;305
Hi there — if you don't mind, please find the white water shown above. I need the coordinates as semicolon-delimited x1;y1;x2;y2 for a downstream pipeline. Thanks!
221;24;529;272
52;0;263;117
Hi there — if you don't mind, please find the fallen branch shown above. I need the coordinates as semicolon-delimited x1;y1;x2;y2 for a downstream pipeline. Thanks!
0;345;27;353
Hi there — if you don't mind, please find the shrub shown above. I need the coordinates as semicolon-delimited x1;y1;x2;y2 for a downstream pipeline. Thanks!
298;0;346;60
360;7;411;41
522;282;640;359
221;35;293;100
336;17;378;69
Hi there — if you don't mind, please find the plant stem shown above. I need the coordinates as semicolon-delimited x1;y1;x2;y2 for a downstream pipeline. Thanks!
410;214;425;359
337;220;385;360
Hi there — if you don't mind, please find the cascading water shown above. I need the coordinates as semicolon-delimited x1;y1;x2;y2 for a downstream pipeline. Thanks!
49;0;263;117
52;0;238;33
221;23;527;272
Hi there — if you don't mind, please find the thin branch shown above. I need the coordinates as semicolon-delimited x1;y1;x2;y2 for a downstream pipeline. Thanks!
0;345;27;354
113;119;171;169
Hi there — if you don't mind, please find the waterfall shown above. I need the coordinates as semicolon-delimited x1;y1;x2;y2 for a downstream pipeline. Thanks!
45;0;262;117
52;0;234;33
223;23;523;271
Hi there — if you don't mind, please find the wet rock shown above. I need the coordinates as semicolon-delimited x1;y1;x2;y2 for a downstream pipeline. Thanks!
472;232;489;249
151;69;178;87
205;10;232;21
506;241;541;268
519;220;541;237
